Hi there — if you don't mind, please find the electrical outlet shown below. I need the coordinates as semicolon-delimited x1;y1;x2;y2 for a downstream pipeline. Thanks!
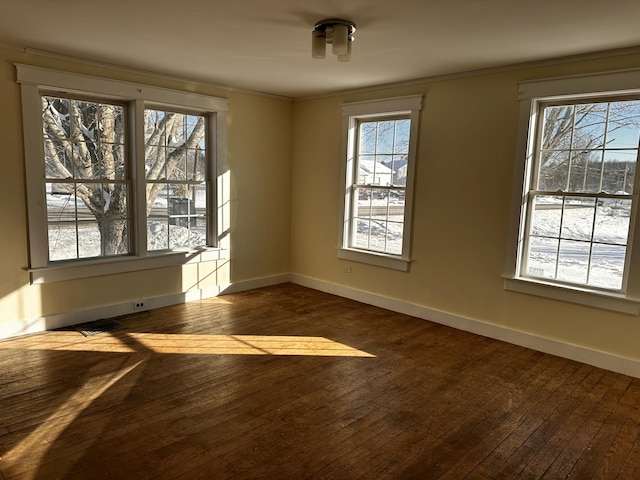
133;300;146;310
343;266;352;273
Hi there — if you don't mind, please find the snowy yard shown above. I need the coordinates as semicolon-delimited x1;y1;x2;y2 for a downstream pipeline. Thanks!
526;200;630;289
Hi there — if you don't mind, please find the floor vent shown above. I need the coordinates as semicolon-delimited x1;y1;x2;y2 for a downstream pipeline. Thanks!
75;320;124;337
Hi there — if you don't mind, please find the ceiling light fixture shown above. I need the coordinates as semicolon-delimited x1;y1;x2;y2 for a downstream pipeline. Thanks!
312;19;356;62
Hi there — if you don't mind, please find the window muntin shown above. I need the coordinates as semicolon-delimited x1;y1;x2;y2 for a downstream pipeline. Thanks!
144;109;208;251
350;116;411;256
521;99;640;291
42;95;129;262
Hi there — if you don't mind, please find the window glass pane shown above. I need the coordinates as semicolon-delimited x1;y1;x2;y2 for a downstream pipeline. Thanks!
589;244;626;290
102;144;126;181
101;218;129;256
530;195;562;238
572;103;607;149
48;223;77;261
42;97;71;139
386;220;404;255
568;150;601;193
148;218;169;251
147;183;169;251
593;199;631;245
44;139;72;179
47;182;77;261
146;148;166;180
394;120;410;154
187;147;206;181
167;145;187;180
538;151;569;191
391;155;408;186
606;101;640;149
73;141;100;178
526;236;558;279
376;121;395;154
556;240;590;284
359;122;377;154
353;219;371;250
561;197;595;241
78;221;101;258
602;150;636;194
541;105;573;150
145;110;164;146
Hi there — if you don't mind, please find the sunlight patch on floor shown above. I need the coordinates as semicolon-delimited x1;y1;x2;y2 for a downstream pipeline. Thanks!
2;356;146;479
0;333;375;357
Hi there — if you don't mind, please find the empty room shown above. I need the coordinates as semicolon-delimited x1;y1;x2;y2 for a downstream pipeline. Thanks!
1;0;640;478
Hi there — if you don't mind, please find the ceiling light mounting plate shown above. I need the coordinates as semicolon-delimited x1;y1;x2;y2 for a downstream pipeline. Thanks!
314;18;356;38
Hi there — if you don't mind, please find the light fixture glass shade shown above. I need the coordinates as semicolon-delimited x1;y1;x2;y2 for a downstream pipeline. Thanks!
311;30;326;59
337;39;351;62
332;24;349;56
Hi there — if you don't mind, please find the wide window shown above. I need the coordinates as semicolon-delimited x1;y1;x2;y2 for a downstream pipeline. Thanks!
505;70;640;314
18;65;228;284
339;96;422;271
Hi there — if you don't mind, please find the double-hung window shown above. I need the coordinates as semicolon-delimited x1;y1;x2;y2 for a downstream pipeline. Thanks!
339;95;422;271
18;65;228;284
506;70;640;314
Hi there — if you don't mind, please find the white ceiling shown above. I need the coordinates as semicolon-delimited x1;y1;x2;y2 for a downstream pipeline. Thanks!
3;0;640;98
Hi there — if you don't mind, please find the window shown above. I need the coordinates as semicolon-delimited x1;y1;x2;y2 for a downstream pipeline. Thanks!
18;65;228;284
144;109;208;251
505;70;640;314
42;96;129;261
339;96;422;271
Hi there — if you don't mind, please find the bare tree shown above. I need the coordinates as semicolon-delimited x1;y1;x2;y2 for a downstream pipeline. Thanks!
539;101;640;193
42;97;205;256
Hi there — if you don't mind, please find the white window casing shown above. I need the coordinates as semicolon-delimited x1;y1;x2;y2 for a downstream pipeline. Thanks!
17;65;229;284
505;68;640;314
338;95;422;271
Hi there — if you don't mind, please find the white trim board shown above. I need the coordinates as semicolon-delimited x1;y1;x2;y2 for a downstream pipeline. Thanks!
289;274;640;379
0;273;289;340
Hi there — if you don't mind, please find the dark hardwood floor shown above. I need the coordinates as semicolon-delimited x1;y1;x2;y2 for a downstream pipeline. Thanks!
0;283;639;479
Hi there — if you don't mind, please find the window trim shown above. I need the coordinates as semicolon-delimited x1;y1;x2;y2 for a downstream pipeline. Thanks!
17;65;229;284
338;95;422;271
505;68;640;314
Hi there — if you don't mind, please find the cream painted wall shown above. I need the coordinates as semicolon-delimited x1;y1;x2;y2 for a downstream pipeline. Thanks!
0;46;292;327
291;52;640;362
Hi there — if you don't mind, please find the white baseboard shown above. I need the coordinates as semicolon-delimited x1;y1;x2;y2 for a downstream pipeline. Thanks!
219;273;291;294
290;274;640;379
6;271;639;379
0;273;289;340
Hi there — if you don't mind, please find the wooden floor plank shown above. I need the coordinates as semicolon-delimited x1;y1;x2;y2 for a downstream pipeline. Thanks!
0;283;639;479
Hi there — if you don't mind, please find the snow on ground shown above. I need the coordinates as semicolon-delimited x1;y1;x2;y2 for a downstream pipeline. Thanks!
45;191;631;291
527;202;630;289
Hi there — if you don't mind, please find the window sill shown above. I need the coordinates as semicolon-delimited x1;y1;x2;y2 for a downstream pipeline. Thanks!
503;276;640;315
338;248;410;272
28;248;228;284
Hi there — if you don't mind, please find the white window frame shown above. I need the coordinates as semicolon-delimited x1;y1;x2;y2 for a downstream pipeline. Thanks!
17;65;229;284
505;69;640;314
338;95;422;271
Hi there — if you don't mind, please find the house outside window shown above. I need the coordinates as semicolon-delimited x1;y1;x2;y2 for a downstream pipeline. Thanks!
18;65;228;284
339;95;422;271
505;70;640;314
